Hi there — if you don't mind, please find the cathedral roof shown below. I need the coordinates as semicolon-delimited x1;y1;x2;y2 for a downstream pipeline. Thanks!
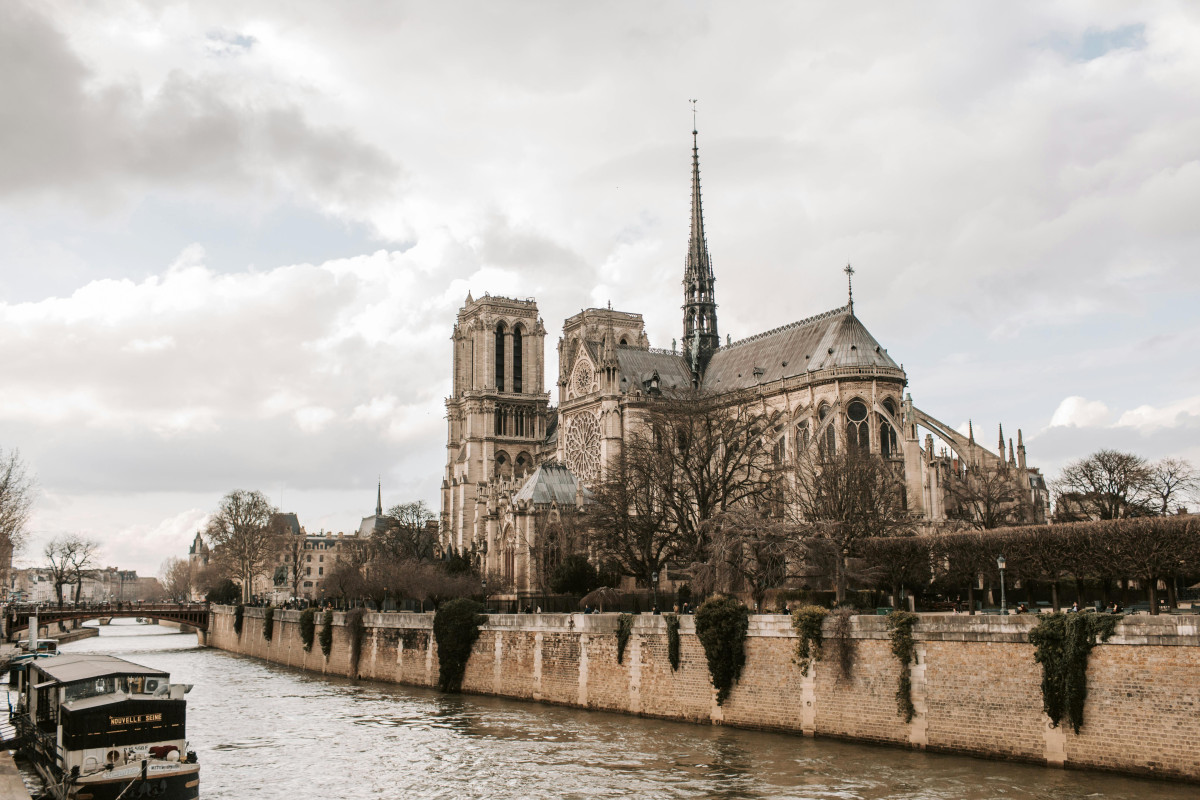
615;348;693;393
513;463;579;505
700;306;903;391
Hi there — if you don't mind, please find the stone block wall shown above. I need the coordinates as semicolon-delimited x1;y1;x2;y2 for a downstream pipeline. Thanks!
205;608;1200;782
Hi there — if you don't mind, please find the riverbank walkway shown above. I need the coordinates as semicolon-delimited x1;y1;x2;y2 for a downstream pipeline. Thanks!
0;752;31;800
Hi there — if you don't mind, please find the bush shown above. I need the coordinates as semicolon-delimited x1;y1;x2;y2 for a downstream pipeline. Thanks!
262;606;275;642
665;614;681;671
347;609;366;676
616;614;634;664
550;554;599;595
694;595;749;705
676;583;692;607
1029;612;1121;733
319;610;334;658
791;605;828;674
886;611;919;722
299;608;316;652
206;579;241;605
233;604;245;637
433;598;485;693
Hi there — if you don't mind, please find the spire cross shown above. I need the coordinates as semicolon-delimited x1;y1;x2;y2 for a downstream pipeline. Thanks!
689;98;698;132
844;263;855;312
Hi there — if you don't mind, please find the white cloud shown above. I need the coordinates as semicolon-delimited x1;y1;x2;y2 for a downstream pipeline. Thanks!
1049;396;1112;428
1116;396;1200;432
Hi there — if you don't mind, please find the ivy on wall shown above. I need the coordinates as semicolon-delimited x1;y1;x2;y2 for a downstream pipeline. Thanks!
665;614;681;671
1029;612;1121;733
829;607;856;681
791;605;828;674
886;610;918;722
233;604;244;637
433;599;485;693
694;595;749;705
347;609;366;676
616;614;634;665
299;608;316;652
319;610;334;658
262;606;275;642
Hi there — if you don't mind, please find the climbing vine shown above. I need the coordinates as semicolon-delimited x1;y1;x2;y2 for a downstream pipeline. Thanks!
886;610;919;722
665;614;681;671
346;609;366;676
791;605;828;674
233;604;244;637
616;614;634;664
319;610;334;658
829;607;856;681
694;595;750;705
1028;612;1121;733
433;598;485;693
299;608;316;652
262;606;275;642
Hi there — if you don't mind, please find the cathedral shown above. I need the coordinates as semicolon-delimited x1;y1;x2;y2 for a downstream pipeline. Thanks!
440;129;1050;597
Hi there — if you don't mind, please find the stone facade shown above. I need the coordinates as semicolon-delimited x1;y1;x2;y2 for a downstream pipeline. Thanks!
207;608;1200;783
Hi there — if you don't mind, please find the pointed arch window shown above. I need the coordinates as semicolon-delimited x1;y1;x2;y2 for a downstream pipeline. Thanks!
495;322;507;392
880;398;898;458
513;326;523;394
846;400;869;452
819;403;836;455
795;419;810;459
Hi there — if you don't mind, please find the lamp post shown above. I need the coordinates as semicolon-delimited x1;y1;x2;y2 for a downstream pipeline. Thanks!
997;555;1007;616
482;578;488;613
651;571;659;612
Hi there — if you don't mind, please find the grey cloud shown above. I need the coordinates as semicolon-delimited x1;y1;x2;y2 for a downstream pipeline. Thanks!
0;3;399;208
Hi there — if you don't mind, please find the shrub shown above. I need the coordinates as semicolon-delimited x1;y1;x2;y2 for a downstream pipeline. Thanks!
233;604;245;637
791;605;828;674
262;606;275;642
433;598;485;693
319;610;334;658
347;608;366;676
665;614;681;671
886;610;919;722
616;614;634;664
550;554;599;595
694;595;749;705
1029;612;1121;733
206;579;241;605
299;608;316;652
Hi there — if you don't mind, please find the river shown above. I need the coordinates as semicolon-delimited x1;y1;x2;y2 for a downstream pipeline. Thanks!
33;619;1194;799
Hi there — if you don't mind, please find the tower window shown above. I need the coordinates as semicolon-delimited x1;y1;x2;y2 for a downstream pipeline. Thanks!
495;322;506;392
513;327;523;394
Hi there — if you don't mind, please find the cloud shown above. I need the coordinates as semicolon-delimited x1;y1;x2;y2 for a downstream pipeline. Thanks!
1049;396;1112;428
1116;396;1200;432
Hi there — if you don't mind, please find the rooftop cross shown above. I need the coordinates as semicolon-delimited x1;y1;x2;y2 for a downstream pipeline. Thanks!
844;263;855;314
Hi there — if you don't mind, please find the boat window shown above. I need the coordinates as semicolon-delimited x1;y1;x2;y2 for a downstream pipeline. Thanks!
65;676;126;702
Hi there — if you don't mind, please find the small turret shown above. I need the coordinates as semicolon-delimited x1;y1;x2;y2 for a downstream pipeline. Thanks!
1008;438;1016;467
1017;429;1027;471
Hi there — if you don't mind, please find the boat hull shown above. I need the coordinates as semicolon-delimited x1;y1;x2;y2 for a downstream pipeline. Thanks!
27;755;199;800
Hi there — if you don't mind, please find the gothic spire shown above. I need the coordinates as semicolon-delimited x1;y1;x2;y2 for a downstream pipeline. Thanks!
375;478;382;517
683;111;719;375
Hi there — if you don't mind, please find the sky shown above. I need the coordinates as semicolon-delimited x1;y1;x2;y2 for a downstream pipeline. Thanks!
2;1;1199;578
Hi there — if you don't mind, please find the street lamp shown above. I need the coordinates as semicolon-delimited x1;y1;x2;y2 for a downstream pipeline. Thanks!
482;578;488;613
997;555;1007;616
651;571;659;613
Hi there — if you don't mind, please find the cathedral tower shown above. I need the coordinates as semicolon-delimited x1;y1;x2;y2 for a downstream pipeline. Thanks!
441;294;549;555
682;126;719;375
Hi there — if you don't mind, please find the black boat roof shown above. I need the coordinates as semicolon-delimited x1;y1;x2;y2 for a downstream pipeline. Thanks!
31;654;168;684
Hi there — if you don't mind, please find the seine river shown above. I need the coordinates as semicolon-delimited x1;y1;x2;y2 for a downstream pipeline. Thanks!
37;620;1195;799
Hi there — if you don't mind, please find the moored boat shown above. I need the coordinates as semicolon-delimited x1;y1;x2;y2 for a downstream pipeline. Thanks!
9;653;199;799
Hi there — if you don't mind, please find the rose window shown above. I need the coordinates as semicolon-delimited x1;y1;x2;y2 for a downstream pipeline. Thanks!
572;359;594;397
564;411;601;484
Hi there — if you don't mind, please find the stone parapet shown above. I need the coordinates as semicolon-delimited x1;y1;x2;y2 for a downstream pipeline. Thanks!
205;608;1200;783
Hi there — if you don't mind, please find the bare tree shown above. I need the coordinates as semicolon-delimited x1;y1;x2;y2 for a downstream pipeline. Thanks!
0;447;36;581
857;536;932;607
589;442;677;592
160;557;193;601
1053;449;1153;521
946;466;1031;529
788;446;910;603
43;535;97;607
206;489;283;602
374;501;437;562
703;508;802;611
1147;458;1199;515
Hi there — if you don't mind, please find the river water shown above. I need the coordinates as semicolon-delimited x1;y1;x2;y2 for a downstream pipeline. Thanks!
34;619;1194;799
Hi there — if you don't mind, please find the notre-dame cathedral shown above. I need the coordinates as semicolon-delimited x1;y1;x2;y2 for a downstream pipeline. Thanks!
440;129;1050;595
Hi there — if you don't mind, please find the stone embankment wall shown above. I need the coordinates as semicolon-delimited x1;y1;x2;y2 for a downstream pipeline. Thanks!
206;608;1200;782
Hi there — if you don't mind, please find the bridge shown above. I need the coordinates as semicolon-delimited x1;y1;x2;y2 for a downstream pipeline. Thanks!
3;602;210;640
